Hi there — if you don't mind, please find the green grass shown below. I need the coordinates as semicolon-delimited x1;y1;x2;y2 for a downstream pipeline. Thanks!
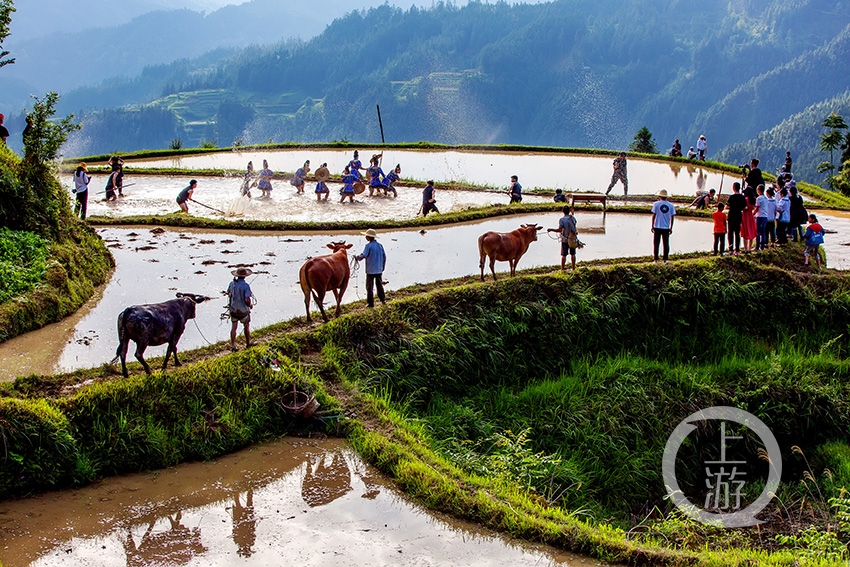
3;245;850;564
0;228;50;303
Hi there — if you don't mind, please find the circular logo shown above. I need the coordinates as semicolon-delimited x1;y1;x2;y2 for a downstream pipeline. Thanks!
660;204;670;214
661;406;782;527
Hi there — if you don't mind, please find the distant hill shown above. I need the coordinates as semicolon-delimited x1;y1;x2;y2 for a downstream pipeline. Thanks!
715;90;850;184
39;0;850;186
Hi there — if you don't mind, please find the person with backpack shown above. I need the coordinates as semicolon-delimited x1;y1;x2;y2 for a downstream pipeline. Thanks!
227;267;254;351
803;214;825;268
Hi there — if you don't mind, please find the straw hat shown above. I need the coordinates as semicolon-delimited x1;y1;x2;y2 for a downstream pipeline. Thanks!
353;181;366;194
657;189;669;197
315;166;331;183
231;267;253;277
79;162;88;172
360;228;378;238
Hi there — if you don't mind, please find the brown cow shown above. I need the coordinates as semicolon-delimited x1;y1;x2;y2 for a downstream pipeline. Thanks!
299;241;353;322
478;224;543;281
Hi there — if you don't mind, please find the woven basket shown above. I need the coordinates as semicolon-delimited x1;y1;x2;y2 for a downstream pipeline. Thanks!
282;387;320;418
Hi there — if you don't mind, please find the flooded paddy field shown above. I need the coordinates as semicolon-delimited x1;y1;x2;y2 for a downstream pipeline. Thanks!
0;211;721;380
0;437;612;567
64;174;544;222
123;148;726;197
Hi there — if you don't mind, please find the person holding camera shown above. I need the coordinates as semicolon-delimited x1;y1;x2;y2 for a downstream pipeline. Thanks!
743;158;764;200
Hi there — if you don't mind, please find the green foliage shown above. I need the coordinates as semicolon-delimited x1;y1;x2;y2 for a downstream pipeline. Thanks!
0;228;49;302
170;138;182;150
629;126;659;154
3;92;80;236
0;0;13;68
0;397;80;496
22;92;80;165
820;113;849;190
199;139;217;149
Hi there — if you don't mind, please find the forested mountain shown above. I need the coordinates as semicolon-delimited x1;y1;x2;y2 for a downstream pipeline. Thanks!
34;0;850;183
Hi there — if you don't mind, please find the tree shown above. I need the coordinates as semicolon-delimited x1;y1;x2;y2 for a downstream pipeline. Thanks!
0;0;14;68
628;126;658;154
818;112;848;189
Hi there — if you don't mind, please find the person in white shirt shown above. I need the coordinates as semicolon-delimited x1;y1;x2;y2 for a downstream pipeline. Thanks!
754;185;769;250
651;189;676;264
73;162;91;220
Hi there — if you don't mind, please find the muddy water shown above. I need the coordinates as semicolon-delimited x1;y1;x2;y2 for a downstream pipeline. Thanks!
0;212;722;380
0;438;612;567
123;148;726;197
65;174;548;221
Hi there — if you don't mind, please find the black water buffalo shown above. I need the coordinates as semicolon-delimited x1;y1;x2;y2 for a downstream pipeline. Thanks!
113;293;209;377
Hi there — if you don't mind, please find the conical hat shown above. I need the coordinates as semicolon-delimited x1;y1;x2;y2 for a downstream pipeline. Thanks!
315;166;331;183
353;181;366;195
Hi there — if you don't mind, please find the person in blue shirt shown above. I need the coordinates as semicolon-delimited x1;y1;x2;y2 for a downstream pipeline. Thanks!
227;267;254;351
384;164;401;197
340;166;357;203
367;156;387;196
509;175;522;203
349;151;364;178
553;188;567;203
355;228;387;308
291;160;310;194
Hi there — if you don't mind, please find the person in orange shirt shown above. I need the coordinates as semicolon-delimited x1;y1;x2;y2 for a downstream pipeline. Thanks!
712;202;727;256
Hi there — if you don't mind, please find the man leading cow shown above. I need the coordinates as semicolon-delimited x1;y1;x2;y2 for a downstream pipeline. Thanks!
355;228;387;308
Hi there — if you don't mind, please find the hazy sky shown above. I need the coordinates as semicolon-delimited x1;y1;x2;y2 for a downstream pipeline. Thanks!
8;0;548;42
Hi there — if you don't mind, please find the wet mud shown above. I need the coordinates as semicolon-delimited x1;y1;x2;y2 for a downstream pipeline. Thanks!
0;437;614;567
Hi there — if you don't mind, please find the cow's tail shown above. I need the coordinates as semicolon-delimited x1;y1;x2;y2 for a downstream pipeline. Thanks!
299;263;323;306
111;308;130;364
477;233;486;269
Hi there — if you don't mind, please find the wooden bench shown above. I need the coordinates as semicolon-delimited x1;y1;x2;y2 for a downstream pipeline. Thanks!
570;193;607;210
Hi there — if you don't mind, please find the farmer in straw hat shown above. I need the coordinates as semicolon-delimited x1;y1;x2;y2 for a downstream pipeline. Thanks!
314;162;331;201
651;189;676;264
355;228;387;308
227;267;254;351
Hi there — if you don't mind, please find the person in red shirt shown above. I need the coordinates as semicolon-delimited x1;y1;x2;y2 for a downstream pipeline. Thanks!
803;214;825;267
712;202;727;256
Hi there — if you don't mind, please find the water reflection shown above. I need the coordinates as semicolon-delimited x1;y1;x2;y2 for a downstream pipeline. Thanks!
0;438;611;567
231;488;256;557
124;149;728;197
301;451;353;507
122;511;206;567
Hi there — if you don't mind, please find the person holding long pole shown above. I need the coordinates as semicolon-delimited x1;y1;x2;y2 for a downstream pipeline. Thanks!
176;179;197;213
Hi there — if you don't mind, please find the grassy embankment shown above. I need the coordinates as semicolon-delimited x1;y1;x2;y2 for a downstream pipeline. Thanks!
2;246;849;565
0;146;114;343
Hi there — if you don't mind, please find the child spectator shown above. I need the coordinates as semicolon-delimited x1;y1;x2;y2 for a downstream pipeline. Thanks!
712;202;727;256
803;214;825;267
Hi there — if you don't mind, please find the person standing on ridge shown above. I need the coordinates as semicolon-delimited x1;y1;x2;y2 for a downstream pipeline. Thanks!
725;182;746;255
651;189;676;264
606;152;628;196
547;205;578;270
227;267;253;351
696;135;707;161
355;228;387;308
